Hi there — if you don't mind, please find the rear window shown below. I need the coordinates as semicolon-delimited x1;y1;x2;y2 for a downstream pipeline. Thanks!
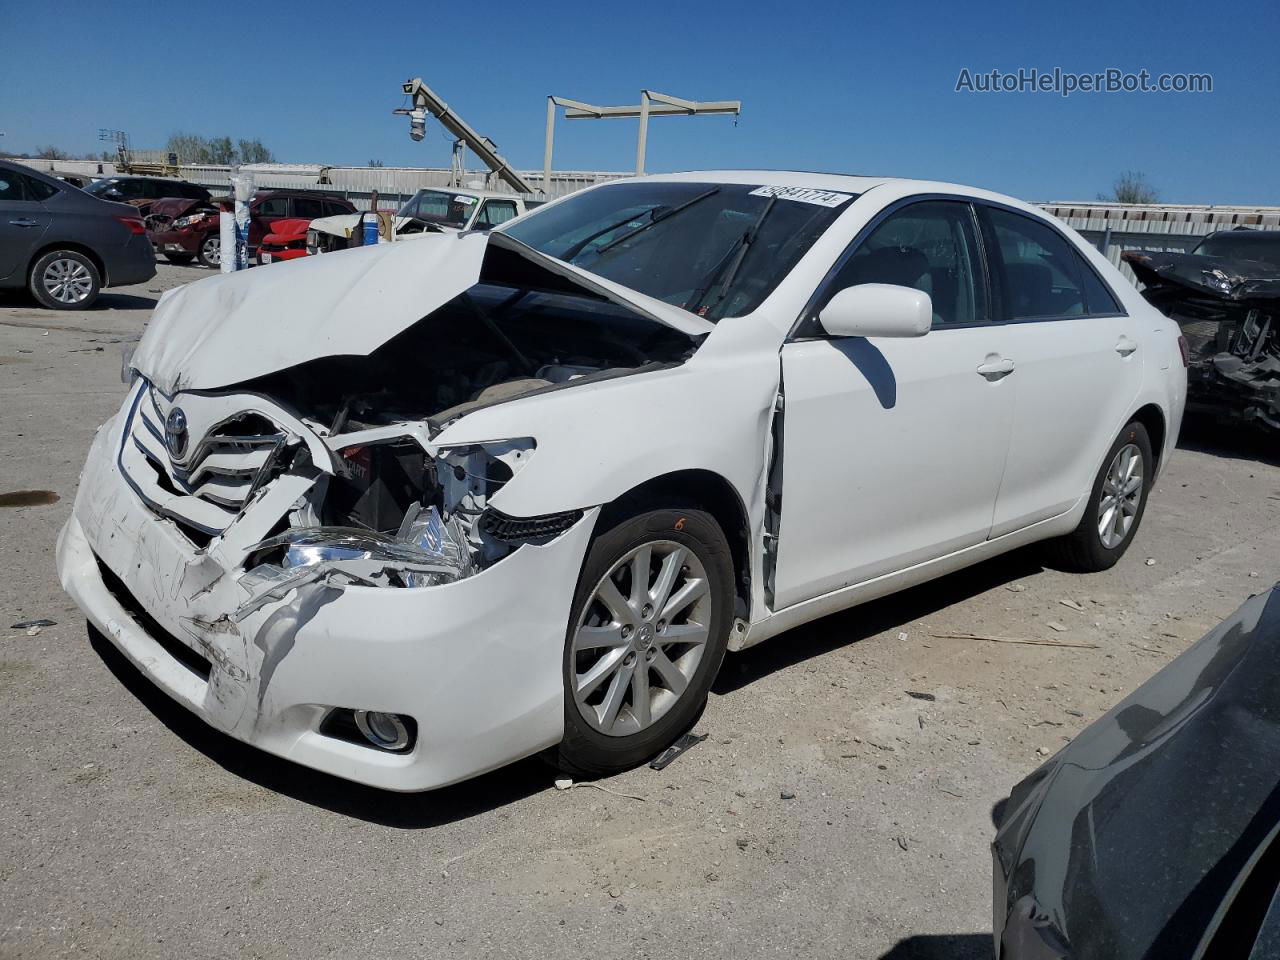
1192;232;1280;266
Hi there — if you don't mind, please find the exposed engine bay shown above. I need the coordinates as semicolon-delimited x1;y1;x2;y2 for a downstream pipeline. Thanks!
132;239;704;610
1125;250;1280;431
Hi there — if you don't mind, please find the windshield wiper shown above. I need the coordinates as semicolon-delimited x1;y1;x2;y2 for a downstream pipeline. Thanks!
593;186;721;255
557;186;720;263
685;195;778;317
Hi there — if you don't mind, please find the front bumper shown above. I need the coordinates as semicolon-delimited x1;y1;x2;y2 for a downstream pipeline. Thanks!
58;409;596;791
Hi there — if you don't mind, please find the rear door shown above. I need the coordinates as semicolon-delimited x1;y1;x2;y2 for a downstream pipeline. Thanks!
772;198;1016;608
978;204;1143;536
0;170;54;280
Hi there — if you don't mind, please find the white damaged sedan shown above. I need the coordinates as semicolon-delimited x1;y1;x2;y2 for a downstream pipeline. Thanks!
58;172;1187;790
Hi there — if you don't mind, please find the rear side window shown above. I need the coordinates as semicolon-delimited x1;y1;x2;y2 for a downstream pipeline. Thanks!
981;207;1121;319
23;176;58;201
1079;259;1122;314
292;197;324;218
822;200;988;328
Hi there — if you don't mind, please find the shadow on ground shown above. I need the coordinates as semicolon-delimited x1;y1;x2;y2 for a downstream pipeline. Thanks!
1177;413;1280;468
89;626;556;829
878;933;992;959
714;545;1046;695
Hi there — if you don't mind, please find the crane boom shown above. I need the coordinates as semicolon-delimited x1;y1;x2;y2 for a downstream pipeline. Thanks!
397;78;536;195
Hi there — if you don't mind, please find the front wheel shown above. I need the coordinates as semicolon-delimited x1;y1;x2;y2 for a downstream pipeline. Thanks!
197;234;221;269
1046;421;1153;572
554;508;733;777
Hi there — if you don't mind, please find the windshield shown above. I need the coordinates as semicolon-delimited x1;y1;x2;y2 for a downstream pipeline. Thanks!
1192;232;1280;266
397;189;479;228
501;181;855;321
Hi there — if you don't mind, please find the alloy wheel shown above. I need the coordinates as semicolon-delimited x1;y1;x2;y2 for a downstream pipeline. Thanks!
42;258;94;304
203;236;221;266
1098;442;1143;549
571;540;712;737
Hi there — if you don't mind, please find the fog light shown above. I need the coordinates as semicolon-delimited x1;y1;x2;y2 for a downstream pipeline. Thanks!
354;710;411;751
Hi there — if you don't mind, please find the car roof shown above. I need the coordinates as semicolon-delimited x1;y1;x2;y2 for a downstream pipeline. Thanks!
616;170;1061;221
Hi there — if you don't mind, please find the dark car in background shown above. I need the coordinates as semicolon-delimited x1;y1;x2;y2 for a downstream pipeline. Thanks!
993;583;1280;960
148;190;354;268
83;176;211;217
0;160;155;309
1125;228;1280;433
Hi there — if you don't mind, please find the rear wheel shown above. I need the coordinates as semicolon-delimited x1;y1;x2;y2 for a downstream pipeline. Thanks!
197;234;221;269
1046;421;1153;572
554;508;732;777
29;250;100;310
163;253;194;265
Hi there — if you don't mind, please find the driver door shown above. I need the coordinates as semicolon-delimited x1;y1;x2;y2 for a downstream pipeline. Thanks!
772;199;1016;609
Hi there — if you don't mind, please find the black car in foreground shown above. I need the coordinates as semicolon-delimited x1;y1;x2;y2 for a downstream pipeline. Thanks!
0;161;156;309
994;583;1280;960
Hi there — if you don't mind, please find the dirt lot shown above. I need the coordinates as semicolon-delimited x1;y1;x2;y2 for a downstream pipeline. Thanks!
1;263;1277;960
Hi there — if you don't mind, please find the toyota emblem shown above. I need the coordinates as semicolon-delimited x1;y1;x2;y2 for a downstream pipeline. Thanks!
164;407;189;460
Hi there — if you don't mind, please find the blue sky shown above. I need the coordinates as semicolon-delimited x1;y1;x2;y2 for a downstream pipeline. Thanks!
4;0;1277;204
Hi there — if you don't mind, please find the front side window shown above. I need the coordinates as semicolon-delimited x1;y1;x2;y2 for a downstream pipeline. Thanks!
818;200;987;329
255;196;288;217
475;199;518;229
0;172;23;202
983;208;1089;320
502;181;853;321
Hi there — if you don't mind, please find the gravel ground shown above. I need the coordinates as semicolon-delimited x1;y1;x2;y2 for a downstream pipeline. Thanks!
2;263;1278;959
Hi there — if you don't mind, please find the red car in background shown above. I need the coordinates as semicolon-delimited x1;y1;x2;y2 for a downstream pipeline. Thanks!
256;219;312;264
147;190;355;268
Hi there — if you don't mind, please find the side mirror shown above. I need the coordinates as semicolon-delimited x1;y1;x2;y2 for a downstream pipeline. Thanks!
818;283;932;339
103;188;123;200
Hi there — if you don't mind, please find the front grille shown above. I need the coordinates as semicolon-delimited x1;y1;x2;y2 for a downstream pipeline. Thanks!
120;385;287;536
95;555;213;681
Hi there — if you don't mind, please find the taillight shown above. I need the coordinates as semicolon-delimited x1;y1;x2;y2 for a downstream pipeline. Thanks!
1177;334;1190;367
116;216;146;235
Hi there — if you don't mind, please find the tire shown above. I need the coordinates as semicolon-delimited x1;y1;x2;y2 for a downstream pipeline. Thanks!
553;507;733;777
29;250;101;310
196;233;221;269
163;253;194;265
1046;421;1153;572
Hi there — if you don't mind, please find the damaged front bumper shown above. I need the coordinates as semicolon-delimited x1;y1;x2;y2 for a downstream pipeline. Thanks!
58;393;599;792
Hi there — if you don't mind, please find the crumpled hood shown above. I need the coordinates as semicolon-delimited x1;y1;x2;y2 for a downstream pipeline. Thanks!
132;231;712;395
1124;250;1280;302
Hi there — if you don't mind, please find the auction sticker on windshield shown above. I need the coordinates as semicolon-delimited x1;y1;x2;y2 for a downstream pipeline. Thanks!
748;185;852;207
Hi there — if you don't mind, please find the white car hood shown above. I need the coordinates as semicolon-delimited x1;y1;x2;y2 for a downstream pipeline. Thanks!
133;231;712;394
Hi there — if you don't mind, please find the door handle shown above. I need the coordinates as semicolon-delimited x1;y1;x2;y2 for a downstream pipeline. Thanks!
8;218;40;227
976;356;1016;380
1115;336;1138;357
